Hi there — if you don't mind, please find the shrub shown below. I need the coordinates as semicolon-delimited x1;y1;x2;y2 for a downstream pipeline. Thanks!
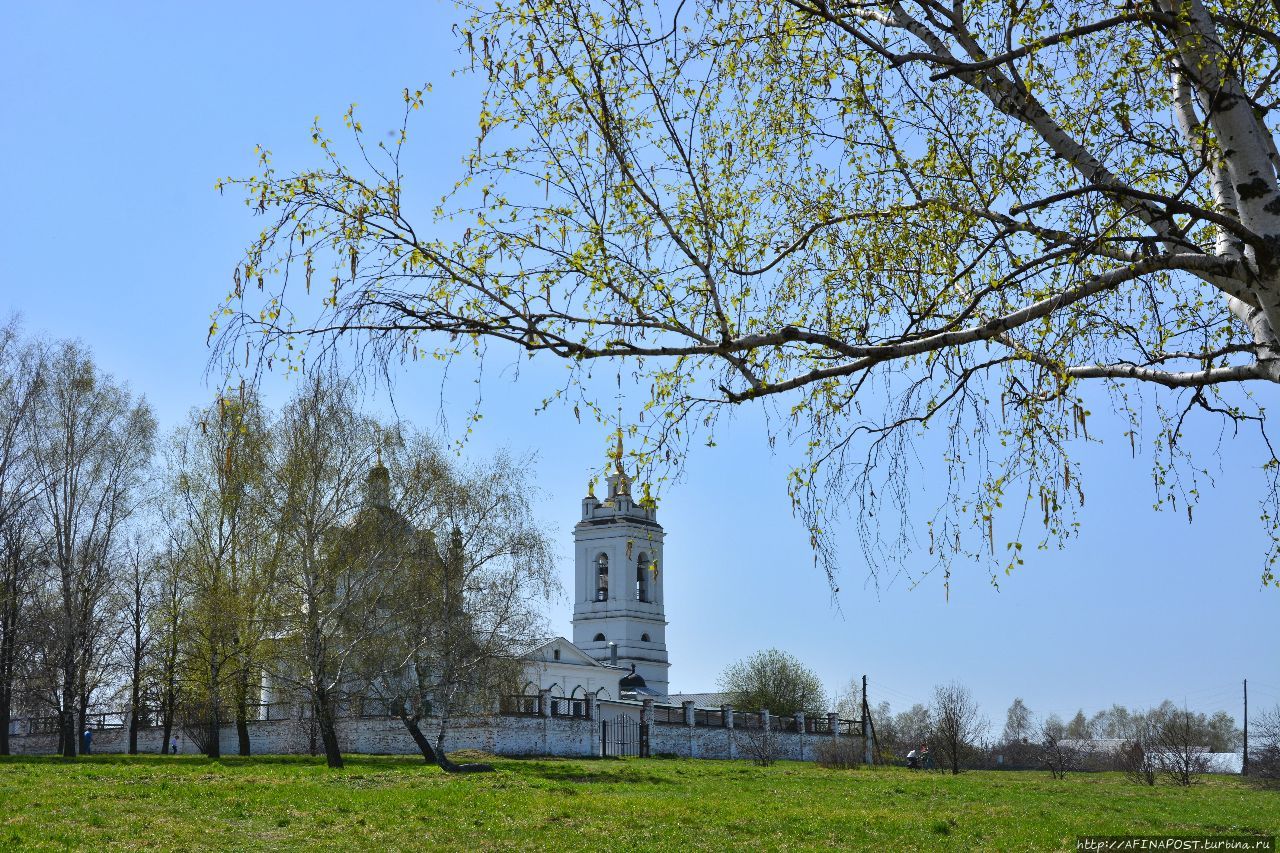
814;738;861;769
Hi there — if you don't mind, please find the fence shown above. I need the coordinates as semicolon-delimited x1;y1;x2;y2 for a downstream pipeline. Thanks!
652;704;685;726
244;702;299;722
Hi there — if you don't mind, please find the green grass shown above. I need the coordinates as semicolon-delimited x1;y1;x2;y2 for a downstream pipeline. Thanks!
0;754;1275;850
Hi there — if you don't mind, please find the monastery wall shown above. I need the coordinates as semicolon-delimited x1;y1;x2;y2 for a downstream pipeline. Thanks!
6;702;859;763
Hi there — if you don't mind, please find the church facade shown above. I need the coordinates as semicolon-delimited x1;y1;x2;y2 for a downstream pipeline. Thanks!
519;462;671;700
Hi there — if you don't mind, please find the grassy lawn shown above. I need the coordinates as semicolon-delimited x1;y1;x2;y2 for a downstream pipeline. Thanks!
0;754;1275;850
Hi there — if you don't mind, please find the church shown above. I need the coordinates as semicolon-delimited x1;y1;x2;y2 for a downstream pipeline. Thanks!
518;455;671;702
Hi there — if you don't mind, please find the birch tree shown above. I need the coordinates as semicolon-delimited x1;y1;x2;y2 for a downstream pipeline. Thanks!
164;391;272;758
357;441;555;772
0;322;42;755
217;0;1280;587
267;375;381;769
28;341;154;756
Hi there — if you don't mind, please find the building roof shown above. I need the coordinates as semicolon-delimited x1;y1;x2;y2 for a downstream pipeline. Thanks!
519;637;613;669
666;692;733;708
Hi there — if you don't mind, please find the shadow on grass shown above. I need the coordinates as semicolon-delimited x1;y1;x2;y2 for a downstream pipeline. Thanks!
512;759;677;786
0;753;433;772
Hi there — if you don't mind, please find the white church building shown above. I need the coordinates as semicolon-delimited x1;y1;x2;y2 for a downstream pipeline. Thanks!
519;461;671;701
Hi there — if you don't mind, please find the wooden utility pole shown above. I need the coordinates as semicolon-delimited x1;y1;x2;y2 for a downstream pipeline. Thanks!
862;674;874;765
1243;678;1249;777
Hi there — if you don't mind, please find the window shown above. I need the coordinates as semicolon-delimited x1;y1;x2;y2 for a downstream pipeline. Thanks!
641;633;650;642
595;553;609;601
553;649;561;661
593;633;606;642
636;553;650;602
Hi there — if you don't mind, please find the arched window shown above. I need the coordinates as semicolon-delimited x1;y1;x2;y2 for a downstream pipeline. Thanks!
595;553;609;601
636;553;650;602
593;632;606;642
641;633;650;642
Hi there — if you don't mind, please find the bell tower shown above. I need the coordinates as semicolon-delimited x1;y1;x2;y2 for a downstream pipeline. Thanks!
570;438;669;696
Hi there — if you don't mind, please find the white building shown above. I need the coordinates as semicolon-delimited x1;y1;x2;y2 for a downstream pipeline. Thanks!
519;452;671;700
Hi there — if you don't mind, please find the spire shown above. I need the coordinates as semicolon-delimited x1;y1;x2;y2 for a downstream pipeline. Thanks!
609;428;631;498
365;464;390;510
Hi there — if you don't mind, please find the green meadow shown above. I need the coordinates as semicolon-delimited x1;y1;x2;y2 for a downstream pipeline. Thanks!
0;754;1274;851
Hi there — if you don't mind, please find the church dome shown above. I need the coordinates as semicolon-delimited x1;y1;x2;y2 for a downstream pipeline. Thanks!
618;665;647;691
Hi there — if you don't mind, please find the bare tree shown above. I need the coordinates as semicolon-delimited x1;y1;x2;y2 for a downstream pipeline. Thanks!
834;676;862;722
150;548;184;754
1037;714;1082;780
112;537;157;754
0;507;41;755
1152;706;1212;786
28;341;154;756
929;681;985;775
1119;736;1158;787
0;321;43;755
738;721;779;768
1252;704;1280;785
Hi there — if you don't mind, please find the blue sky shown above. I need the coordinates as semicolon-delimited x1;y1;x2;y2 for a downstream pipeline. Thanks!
2;1;1276;731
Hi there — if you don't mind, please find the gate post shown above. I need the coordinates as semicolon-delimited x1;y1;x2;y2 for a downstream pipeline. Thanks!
539;689;552;718
682;701;696;727
585;693;597;721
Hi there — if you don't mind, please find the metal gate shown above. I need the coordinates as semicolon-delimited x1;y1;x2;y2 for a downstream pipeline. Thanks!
601;714;648;757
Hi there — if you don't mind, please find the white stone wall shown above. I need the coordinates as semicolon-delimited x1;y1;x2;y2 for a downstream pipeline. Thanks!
5;711;854;762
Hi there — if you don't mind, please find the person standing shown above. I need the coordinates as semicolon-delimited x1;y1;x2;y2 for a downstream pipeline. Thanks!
169;735;178;755
81;727;92;755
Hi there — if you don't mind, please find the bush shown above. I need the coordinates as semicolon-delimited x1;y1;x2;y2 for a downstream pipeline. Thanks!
738;726;778;767
1119;740;1156;786
814;738;861;769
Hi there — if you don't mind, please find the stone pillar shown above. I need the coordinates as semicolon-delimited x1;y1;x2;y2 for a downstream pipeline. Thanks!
795;711;806;733
683;701;696;727
760;709;771;731
539;688;552;718
827;712;839;737
585;693;597;721
723;705;734;729
641;698;654;758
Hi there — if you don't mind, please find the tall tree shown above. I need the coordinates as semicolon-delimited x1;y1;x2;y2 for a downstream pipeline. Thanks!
150;547;184;754
929;681;985;774
112;537;157;755
266;375;380;769
1066;709;1093;740
28;341;154;757
1002;697;1033;746
219;0;1280;587
718;648;829;716
164;391;273;758
0;321;42;755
